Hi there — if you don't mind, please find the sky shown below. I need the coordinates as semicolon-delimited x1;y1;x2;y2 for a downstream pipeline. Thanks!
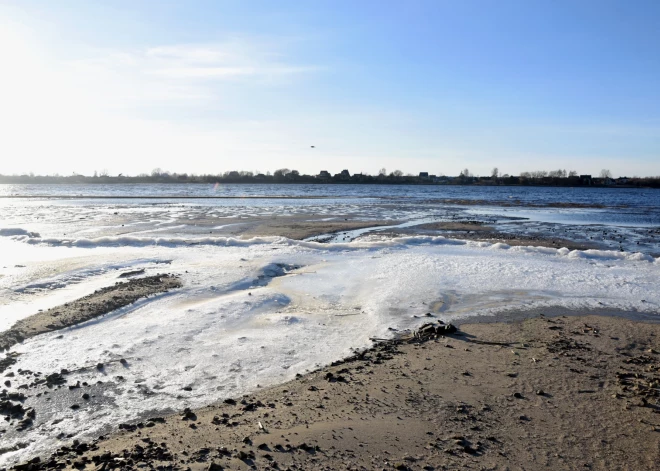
0;0;659;178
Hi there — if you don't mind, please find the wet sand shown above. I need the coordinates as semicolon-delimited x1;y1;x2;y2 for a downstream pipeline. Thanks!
9;314;659;470
105;215;397;242
236;218;397;240
359;221;599;251
230;217;601;250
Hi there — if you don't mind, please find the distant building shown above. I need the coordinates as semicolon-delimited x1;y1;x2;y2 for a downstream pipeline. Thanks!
318;170;331;179
333;169;350;181
351;173;366;182
419;172;429;179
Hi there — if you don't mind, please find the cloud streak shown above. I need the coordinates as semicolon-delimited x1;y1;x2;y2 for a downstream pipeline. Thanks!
77;39;319;84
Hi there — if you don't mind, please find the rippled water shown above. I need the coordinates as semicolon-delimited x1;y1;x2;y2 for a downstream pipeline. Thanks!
1;183;659;209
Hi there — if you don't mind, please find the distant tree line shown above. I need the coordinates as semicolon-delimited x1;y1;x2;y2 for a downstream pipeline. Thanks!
1;168;659;188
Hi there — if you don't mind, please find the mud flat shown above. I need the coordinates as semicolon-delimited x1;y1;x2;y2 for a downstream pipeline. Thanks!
236;218;397;240
8;313;660;471
368;220;599;251
0;275;181;354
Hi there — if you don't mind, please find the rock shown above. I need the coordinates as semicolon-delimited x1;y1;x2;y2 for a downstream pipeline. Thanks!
16;417;33;430
298;443;316;452
437;324;457;335
223;398;236;405
207;463;224;471
181;408;196;420
513;392;524;399
536;390;545;396
45;372;65;386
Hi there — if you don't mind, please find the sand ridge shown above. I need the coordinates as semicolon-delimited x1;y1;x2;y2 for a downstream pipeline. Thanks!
0;275;181;355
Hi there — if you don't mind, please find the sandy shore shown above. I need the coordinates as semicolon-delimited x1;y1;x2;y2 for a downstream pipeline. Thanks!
2;219;657;470
0;275;181;354
9;314;658;471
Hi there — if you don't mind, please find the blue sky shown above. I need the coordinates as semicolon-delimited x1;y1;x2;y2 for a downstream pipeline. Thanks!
0;0;658;177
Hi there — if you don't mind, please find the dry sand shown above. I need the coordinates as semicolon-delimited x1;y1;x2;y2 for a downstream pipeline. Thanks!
11;314;659;471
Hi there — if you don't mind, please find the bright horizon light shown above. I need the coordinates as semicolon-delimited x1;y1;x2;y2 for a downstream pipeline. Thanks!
1;1;659;178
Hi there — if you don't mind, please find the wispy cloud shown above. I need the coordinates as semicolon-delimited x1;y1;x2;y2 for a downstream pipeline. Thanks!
77;39;318;84
57;38;320;115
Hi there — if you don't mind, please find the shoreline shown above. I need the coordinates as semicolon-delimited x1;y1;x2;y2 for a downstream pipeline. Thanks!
0;275;181;354
1;219;659;469
5;312;658;470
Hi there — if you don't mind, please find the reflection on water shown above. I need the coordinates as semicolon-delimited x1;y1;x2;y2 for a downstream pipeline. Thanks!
2;183;660;208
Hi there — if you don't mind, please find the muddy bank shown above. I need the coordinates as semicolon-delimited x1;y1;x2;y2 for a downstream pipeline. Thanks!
0;275;181;354
368;225;598;251
238;218;397;240
11;314;659;471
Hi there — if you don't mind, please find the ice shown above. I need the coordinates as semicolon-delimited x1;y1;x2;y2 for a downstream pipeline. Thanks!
0;233;658;466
